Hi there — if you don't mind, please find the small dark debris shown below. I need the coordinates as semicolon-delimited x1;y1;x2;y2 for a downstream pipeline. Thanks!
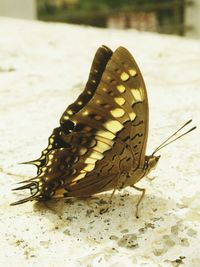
145;222;155;229
66;216;77;222
170;256;186;266
121;229;129;234
86;209;94;217
80;228;86;233
103;219;111;223
63;229;71;236
117;234;138;249
109;235;119;241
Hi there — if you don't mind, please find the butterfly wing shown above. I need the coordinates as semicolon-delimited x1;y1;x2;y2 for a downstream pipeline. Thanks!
54;47;149;198
12;46;149;204
22;46;113;175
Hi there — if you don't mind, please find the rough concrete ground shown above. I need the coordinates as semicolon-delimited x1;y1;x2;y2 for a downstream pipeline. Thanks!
0;17;200;267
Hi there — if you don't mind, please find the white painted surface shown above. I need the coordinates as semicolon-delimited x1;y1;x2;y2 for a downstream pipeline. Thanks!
0;18;200;267
0;0;36;20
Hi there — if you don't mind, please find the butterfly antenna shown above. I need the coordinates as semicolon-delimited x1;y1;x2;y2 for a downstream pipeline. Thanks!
152;120;196;155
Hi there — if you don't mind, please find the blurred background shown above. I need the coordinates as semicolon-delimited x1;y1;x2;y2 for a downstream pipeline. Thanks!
0;0;199;38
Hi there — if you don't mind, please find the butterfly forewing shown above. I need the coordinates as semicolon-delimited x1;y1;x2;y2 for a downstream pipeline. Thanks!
13;46;149;203
24;46;113;175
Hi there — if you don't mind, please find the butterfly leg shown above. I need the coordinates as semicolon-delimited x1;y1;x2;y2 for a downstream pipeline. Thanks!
99;187;117;214
131;185;146;218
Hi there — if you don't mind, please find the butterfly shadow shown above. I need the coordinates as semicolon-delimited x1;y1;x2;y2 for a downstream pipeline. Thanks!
33;190;178;245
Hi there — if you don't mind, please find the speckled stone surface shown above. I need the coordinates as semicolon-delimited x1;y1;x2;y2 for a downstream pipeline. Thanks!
0;17;200;267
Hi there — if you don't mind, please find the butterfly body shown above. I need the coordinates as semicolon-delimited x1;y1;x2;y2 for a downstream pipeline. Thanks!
12;45;160;210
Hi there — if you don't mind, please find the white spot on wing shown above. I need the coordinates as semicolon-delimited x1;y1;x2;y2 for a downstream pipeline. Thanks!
120;72;129;81
129;69;137;76
104;120;123;133
98;130;115;140
82;110;89;116
89;151;104;160
131;88;143;101
67;110;73;115
110;108;125;118
73;173;86;181
81;164;95;172
116;85;126;93
129;112;136;121
84;158;97;164
114;97;125;105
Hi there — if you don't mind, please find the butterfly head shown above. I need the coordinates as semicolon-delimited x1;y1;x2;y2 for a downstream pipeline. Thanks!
144;155;160;175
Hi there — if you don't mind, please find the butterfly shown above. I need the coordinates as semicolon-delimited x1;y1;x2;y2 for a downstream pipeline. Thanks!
11;46;196;217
